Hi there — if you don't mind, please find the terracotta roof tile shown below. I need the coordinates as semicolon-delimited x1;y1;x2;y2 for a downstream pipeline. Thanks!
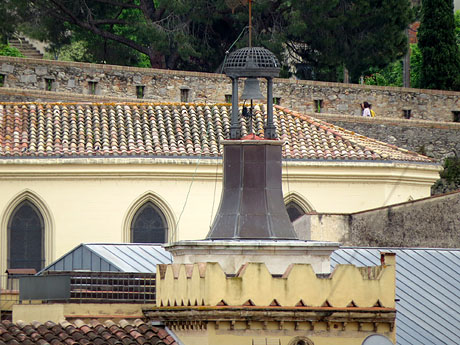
0;102;433;162
0;320;175;345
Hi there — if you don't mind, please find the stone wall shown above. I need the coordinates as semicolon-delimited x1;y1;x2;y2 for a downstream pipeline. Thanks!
0;56;459;122
304;191;460;248
315;114;460;161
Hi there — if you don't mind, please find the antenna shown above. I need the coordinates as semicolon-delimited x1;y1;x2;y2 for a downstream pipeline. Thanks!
248;0;252;47
225;0;252;46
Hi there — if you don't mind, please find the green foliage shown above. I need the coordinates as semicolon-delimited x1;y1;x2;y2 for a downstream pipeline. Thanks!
410;43;422;88
364;61;403;86
418;0;460;90
455;10;460;46
0;0;417;78
285;0;414;82
432;156;460;195
363;44;422;88
0;44;24;57
0;0;20;43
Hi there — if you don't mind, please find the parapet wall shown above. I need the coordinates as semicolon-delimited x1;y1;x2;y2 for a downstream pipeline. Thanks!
156;254;396;309
0;56;458;122
315;114;460;161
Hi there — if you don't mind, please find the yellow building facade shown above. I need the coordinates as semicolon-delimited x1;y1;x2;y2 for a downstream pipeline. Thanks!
147;253;397;345
0;103;439;278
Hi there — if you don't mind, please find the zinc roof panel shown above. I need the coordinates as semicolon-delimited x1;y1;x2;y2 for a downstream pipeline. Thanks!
85;244;172;273
331;248;460;345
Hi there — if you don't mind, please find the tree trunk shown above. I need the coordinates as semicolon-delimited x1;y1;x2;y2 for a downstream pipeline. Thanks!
148;49;166;69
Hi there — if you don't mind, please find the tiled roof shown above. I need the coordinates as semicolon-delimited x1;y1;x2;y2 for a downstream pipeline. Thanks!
0;319;177;345
0;102;433;162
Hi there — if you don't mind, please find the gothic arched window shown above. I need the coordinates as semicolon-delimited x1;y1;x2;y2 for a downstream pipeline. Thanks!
131;202;168;243
286;201;306;222
8;201;44;271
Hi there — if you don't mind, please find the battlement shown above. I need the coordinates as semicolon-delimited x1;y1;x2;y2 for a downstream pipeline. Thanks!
156;253;396;309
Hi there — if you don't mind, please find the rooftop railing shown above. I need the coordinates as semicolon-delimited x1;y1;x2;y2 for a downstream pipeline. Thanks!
19;271;156;304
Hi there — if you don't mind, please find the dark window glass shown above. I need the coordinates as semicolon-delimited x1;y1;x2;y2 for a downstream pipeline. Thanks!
314;99;323;113
180;88;189;102
136;85;145;99
286;202;305;222
45;78;53;91
131;202;167;243
88;81;98;95
8;201;44;271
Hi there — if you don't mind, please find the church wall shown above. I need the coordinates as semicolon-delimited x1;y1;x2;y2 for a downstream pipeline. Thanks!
0;158;440;273
0;56;458;122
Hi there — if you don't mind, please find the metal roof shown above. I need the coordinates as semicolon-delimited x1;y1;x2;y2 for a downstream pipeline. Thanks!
39;243;173;274
331;248;460;345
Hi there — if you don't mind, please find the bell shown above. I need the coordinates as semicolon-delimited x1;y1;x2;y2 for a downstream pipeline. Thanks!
241;77;264;100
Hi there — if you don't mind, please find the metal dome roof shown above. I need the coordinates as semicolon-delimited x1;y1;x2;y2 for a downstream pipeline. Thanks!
223;47;280;78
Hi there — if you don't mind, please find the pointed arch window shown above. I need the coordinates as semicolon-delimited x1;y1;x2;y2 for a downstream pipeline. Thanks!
131;202;168;243
286;201;306;222
8;201;44;271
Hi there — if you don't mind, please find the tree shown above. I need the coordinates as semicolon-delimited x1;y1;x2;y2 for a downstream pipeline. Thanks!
432;155;460;195
0;0;22;43
418;0;460;90
455;10;460;46
363;43;422;87
7;0;286;71
285;0;413;82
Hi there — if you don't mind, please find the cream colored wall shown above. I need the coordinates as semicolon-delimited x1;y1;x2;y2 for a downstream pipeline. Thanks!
13;303;154;323
157;256;396;308
174;326;395;345
0;157;439;274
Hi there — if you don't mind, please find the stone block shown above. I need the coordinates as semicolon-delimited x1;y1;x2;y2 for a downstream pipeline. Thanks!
35;66;48;75
20;75;37;83
133;75;142;84
1;63;14;73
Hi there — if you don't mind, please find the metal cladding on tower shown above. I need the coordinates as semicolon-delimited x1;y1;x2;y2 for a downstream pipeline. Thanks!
206;140;298;240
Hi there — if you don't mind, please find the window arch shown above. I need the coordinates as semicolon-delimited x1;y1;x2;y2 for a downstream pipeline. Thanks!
286;201;306;222
284;192;314;223
131;202;168;243
288;336;314;345
8;200;44;271
123;191;176;243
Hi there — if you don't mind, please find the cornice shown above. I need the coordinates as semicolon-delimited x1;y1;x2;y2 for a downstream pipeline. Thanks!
144;306;396;332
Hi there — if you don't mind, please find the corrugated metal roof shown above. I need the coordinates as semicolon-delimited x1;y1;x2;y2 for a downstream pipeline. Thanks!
331;248;460;345
39;243;173;274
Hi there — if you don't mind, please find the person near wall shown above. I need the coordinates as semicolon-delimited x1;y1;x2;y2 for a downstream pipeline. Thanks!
361;102;371;117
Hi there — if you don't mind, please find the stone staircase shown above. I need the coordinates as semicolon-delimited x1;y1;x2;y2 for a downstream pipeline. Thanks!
8;37;43;59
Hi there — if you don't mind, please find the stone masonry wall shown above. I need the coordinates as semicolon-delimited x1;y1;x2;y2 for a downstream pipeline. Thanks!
347;191;460;248
314;114;460;161
305;191;460;248
0;56;459;122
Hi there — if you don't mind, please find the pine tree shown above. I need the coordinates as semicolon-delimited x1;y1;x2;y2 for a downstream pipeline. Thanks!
418;0;460;90
285;0;413;82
